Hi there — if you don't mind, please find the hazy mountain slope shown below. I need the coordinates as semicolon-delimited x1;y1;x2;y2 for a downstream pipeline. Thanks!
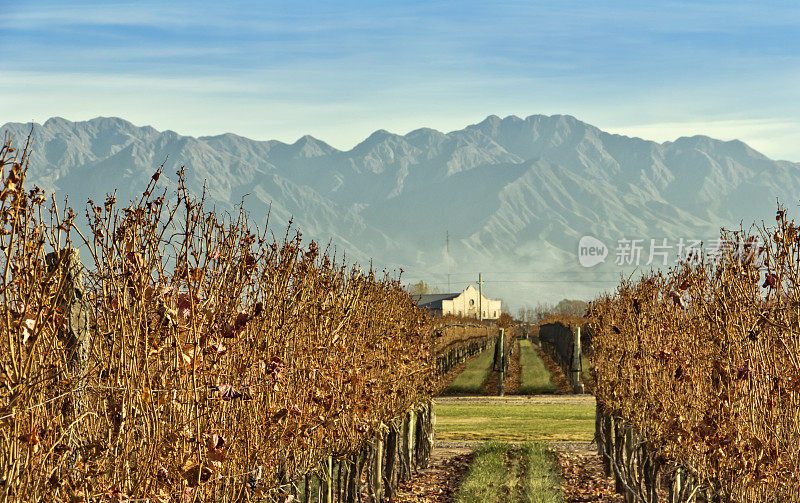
3;114;799;304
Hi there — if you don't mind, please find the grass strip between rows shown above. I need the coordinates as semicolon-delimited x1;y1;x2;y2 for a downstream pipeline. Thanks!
454;442;563;503
518;340;559;394
519;442;565;503
444;347;494;394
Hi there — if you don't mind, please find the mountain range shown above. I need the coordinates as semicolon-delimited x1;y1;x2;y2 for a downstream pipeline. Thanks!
3;114;798;308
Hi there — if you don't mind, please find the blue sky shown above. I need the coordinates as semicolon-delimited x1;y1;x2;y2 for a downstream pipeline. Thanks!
1;0;799;160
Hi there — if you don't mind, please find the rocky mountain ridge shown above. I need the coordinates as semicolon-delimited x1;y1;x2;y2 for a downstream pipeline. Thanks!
3;114;797;304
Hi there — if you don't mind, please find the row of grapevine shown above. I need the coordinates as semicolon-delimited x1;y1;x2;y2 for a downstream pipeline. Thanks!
589;209;800;502
0;139;476;502
433;322;496;381
538;320;589;393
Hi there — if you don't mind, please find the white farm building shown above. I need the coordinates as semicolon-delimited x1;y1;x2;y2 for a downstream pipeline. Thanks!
414;285;501;320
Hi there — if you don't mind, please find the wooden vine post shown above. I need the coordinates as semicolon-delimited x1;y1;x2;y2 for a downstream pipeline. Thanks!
399;410;413;482
497;328;505;396
493;330;501;371
571;325;584;393
321;455;333;503
623;426;635;503
407;409;416;477
602;407;613;477
420;402;435;469
372;425;385;502
383;420;398;500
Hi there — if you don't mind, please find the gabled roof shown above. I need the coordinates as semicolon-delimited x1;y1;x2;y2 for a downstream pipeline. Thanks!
414;293;460;309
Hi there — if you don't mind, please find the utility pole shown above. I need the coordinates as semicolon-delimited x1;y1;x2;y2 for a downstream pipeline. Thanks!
498;328;505;396
446;231;451;292
478;272;483;321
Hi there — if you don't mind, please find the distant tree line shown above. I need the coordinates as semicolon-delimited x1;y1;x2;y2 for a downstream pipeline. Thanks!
516;299;588;323
407;280;441;296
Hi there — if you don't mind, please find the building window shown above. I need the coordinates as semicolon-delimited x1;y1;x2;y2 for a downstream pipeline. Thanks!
469;299;475;306
494;310;498;317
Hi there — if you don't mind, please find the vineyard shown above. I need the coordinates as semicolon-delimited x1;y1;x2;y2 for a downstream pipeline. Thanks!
12;123;799;503
0;139;493;502
589;212;800;502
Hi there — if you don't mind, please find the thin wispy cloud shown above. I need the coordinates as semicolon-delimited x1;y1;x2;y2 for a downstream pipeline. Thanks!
1;1;798;159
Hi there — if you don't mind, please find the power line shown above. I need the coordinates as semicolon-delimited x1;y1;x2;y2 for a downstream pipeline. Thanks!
425;279;617;285
436;270;638;276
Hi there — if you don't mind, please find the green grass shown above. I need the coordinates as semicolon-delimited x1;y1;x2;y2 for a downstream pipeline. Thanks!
518;340;558;394
519;442;565;503
445;348;494;394
454;442;515;503
434;400;595;443
454;442;563;503
580;354;592;386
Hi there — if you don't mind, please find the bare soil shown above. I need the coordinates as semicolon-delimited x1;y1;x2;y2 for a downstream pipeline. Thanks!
393;451;473;503
394;439;619;503
434;394;595;407
482;366;499;396
483;340;521;396
555;450;623;502
504;341;522;394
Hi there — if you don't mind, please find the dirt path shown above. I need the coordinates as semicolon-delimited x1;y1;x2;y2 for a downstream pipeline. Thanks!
434;394;595;406
555;450;623;502
431;439;595;457
482;366;499;395
483;340;522;395
393;452;473;503
394;395;616;502
504;340;521;394
395;441;618;503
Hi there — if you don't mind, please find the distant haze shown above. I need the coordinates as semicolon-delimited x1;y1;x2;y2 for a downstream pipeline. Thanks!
3;114;799;310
